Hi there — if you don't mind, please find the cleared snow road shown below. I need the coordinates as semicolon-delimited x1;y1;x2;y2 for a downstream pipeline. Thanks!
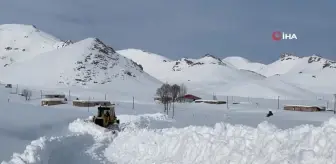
1;113;170;164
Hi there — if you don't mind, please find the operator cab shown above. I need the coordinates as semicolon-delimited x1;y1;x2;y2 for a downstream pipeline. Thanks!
98;105;116;118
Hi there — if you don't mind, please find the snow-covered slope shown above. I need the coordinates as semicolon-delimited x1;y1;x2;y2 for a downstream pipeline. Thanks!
0;24;71;67
1;24;334;100
116;49;173;81
118;49;265;84
1;38;162;89
223;53;336;94
262;54;336;94
223;56;267;74
118;49;334;99
224;53;336;77
268;68;336;94
259;53;335;77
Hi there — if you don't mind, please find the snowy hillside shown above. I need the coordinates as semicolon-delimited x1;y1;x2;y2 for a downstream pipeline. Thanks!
223;53;336;94
0;24;71;67
223;56;266;74
260;53;336;77
1;38;161;89
0;24;334;100
118;49;265;84
224;53;336;78
118;49;327;99
224;53;336;77
116;49;173;81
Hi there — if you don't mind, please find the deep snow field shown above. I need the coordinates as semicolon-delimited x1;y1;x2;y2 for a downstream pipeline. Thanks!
1;85;336;164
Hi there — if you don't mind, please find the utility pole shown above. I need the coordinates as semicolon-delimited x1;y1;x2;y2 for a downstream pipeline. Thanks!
277;96;280;109
88;96;90;112
132;96;134;109
327;101;329;110
16;84;18;94
68;90;71;101
40;90;43;99
105;93;107;100
334;94;336;114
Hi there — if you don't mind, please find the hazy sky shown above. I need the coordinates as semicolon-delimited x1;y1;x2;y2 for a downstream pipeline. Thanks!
1;0;335;63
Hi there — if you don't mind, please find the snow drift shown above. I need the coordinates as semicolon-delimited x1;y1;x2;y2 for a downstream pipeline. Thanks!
105;117;336;164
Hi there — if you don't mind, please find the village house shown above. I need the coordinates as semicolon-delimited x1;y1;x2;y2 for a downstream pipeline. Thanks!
194;99;226;104
154;94;202;103
41;93;67;106
72;100;112;107
5;84;12;88
284;105;326;112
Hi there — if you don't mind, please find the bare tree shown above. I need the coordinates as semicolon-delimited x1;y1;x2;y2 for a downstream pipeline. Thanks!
156;84;171;114
179;83;187;103
22;88;32;101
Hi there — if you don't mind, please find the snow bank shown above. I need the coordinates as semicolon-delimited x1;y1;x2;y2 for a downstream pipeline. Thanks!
1;135;81;164
105;117;336;164
1;137;47;164
68;113;170;161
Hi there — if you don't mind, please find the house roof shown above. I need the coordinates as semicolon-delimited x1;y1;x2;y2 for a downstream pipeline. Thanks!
184;94;201;99
284;105;326;109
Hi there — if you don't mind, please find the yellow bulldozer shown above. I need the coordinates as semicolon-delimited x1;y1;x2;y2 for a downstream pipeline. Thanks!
91;105;120;131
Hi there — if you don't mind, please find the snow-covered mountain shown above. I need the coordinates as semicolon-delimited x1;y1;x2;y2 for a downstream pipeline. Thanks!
1;24;334;99
0;24;71;67
118;49;328;99
223;53;336;94
260;53;336;77
224;53;336;77
118;49;265;85
223;56;267;74
0;24;162;97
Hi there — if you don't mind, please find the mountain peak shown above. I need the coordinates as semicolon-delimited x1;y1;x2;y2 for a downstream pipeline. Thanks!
280;52;300;61
199;53;226;64
85;37;116;54
203;53;220;59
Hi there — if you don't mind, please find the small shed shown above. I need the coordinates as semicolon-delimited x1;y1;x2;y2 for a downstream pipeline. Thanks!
5;84;12;88
194;100;226;104
284;105;326;112
72;100;112;107
44;94;66;99
41;98;66;106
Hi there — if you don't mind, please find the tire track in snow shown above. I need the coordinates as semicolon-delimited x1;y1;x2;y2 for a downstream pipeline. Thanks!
1;113;170;164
